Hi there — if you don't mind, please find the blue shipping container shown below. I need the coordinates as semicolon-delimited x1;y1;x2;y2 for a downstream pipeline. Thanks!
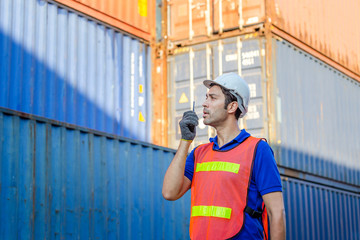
273;38;360;186
1;107;359;239
0;0;152;142
168;35;360;186
282;176;360;240
0;107;190;239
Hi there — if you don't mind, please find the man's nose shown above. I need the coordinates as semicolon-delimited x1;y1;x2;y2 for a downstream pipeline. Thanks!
202;99;208;107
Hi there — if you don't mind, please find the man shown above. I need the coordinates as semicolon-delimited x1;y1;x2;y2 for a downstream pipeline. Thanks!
162;73;286;240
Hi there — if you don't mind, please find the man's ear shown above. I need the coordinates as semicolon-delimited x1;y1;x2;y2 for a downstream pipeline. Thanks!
227;101;239;114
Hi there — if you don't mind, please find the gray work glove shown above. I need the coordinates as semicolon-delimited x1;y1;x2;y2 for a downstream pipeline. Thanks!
179;111;199;141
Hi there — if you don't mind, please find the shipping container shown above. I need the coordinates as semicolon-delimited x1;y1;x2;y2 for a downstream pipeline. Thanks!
281;176;360;240
167;34;360;185
1;107;359;240
167;35;269;147
52;0;156;41
273;38;360;186
167;0;360;79
167;0;265;42
269;0;360;79
0;0;152;143
0;107;190;239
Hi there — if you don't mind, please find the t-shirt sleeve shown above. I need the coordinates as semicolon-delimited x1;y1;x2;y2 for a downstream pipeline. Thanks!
184;148;196;182
253;140;282;196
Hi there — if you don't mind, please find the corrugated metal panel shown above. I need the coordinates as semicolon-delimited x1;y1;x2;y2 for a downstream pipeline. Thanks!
167;36;268;149
213;0;265;33
1;108;359;240
167;0;264;43
167;0;211;42
274;38;360;185
0;0;152;143
0;108;190;239
282;176;360;240
52;0;155;41
269;0;360;78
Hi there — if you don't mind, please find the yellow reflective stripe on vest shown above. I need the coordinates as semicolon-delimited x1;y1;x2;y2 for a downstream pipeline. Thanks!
192;205;232;219
195;161;240;174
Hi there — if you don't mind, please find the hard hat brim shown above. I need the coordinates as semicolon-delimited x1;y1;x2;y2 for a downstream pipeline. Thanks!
203;79;229;90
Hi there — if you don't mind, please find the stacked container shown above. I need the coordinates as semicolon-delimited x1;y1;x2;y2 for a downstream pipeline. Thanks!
168;36;268;145
1;0;360;239
165;1;360;238
0;0;155;142
166;0;360;180
166;0;360;149
168;35;360;185
1;107;359;239
167;0;360;77
0;0;180;239
0;107;192;239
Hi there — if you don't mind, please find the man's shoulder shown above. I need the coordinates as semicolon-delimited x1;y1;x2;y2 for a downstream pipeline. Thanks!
194;142;213;154
258;138;272;151
251;137;271;150
245;136;271;150
253;139;275;163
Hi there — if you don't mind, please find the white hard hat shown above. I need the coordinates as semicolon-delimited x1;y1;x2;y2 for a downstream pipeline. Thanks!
203;72;250;118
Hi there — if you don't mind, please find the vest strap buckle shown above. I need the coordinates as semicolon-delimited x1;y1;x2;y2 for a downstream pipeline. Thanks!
244;206;262;218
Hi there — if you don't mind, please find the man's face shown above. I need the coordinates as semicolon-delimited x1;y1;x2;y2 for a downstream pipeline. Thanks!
202;85;228;127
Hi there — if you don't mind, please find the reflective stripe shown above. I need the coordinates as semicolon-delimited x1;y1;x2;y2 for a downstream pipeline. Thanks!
192;205;232;219
195;161;240;174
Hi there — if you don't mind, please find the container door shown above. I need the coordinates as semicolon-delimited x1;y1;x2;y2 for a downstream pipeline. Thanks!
168;43;213;148
212;0;265;33
168;36;268;148
168;0;211;42
215;36;267;139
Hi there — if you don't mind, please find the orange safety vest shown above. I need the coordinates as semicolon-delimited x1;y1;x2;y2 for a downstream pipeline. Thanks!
190;136;268;240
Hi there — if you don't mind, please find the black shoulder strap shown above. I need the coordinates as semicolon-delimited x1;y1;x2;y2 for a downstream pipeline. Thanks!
244;206;263;218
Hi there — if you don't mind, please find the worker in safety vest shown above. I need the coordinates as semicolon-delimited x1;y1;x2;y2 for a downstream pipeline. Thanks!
162;73;286;240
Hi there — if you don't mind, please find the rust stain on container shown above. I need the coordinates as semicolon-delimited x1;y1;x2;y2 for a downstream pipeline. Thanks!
152;44;168;147
268;0;360;77
53;0;155;41
152;0;168;147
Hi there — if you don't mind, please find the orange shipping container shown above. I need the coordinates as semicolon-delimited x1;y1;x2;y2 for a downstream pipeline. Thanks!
53;0;155;41
167;0;360;78
269;0;360;79
167;0;210;42
168;0;265;42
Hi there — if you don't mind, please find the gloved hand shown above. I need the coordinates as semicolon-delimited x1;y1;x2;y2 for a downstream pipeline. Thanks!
179;111;199;141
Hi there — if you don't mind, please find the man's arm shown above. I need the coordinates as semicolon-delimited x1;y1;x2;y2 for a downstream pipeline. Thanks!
162;140;192;200
262;191;286;240
163;110;198;201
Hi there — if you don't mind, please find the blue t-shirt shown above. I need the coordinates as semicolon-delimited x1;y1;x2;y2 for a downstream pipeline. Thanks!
184;129;282;239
